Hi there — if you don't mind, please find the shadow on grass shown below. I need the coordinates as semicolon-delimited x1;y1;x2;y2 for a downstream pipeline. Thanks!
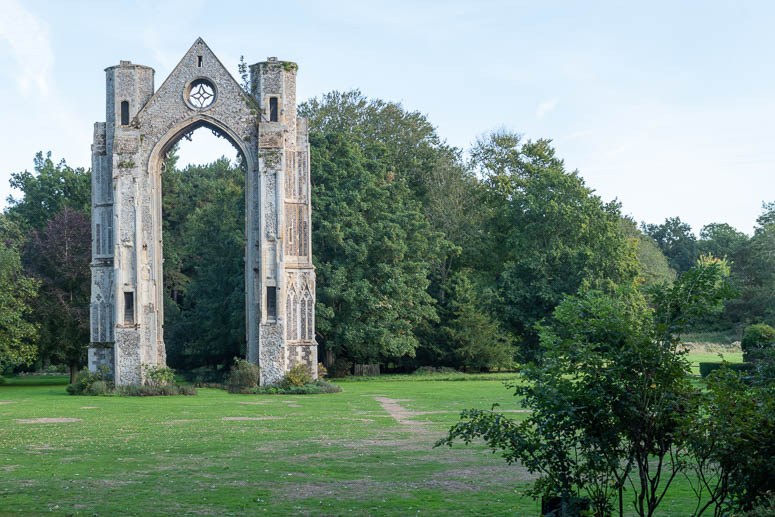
2;375;69;387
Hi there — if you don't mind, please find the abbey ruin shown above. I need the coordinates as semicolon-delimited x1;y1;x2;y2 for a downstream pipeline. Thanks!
88;38;316;385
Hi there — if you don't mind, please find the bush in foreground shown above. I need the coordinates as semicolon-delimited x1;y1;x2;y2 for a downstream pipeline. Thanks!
741;323;775;362
225;358;260;393
252;379;341;395
66;365;195;396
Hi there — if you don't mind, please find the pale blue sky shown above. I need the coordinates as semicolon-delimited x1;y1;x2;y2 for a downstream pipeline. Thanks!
1;0;773;234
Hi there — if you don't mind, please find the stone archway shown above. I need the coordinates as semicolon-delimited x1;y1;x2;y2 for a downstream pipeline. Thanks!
88;38;316;386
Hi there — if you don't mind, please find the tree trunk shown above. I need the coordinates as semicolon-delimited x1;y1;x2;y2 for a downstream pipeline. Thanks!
69;363;78;384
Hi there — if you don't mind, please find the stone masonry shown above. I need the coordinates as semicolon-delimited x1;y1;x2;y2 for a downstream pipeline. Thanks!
89;38;316;385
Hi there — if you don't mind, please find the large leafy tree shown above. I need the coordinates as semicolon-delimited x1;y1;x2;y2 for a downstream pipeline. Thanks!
161;156;246;369
698;222;748;260
311;132;442;364
6;151;90;230
0;241;38;371
642;217;699;274
24;208;91;382
725;202;775;326
300;89;457;202
4;152;90;376
439;259;734;517
472;130;639;358
619;217;675;287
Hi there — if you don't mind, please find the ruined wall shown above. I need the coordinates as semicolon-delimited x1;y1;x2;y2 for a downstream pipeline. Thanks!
90;39;316;385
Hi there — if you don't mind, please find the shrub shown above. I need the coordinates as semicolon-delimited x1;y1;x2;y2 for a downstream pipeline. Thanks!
116;384;196;397
317;362;328;378
413;366;459;375
0;376;5;385
184;366;226;385
142;364;176;387
741;324;775;362
253;379;341;395
280;364;312;388
329;358;353;378
225;358;260;394
66;366;114;395
699;362;754;378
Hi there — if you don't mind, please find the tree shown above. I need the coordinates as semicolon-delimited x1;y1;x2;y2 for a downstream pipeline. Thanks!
642;217;698;274
24;208;91;382
740;323;775;363
440;271;516;370
300;90;457;202
725;202;775;326
698;222;748;260
620;217;675;287
439;259;733;517
6;151;90;230
311;132;442;364
161;156;246;369
472;130;639;359
0;241;38;371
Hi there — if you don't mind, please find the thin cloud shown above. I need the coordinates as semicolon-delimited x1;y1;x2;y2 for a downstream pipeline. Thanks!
0;0;53;96
536;98;558;119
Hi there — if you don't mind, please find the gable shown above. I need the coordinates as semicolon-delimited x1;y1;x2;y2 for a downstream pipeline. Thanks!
134;38;255;146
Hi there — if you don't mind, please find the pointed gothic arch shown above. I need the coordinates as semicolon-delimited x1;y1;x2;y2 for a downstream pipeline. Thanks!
88;39;316;386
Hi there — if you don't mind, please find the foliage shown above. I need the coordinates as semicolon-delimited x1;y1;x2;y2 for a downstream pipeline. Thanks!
116;383;196;396
66;366;114;396
740;323;775;362
252;379;342;395
439;259;733;517
225;358;260;394
698;362;753;378
688;367;775;514
162;156;246;369
471;130;639;359
311;132;442;363
23;208;91;382
619;217;675;286
0;241;39;369
300;90;457;202
698;222;748;260
6;151;90;230
724;203;775;326
412;366;460;375
642;217;699;274
439;271;515;370
280;364;313;388
142;364;176;387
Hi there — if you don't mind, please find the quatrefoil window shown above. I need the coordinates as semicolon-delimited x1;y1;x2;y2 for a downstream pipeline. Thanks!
187;78;216;109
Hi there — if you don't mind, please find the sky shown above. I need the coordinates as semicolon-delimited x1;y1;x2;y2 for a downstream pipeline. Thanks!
1;0;773;235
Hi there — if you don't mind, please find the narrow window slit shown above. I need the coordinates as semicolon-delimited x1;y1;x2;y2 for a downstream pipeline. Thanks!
120;101;129;125
197;55;203;67
269;97;278;122
267;286;277;320
124;292;134;325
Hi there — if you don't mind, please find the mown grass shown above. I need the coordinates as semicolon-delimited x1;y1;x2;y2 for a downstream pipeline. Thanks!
0;373;725;515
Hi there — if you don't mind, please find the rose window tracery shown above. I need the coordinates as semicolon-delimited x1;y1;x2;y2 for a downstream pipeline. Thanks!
187;79;215;108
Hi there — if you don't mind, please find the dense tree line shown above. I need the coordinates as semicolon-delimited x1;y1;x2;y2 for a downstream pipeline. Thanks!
2;92;774;377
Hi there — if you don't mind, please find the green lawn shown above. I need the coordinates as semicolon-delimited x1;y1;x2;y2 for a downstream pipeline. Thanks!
0;374;720;515
686;349;743;375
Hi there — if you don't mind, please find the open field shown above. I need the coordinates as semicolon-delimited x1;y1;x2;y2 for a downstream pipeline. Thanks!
0;372;735;516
